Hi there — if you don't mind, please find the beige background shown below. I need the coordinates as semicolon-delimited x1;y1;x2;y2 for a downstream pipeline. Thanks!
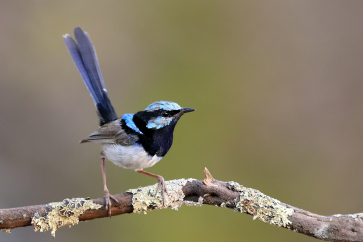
1;1;363;241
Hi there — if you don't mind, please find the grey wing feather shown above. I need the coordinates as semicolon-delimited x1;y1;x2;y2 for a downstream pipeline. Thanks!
80;119;139;146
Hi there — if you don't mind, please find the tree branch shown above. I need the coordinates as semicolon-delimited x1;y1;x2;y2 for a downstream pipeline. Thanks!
0;168;362;241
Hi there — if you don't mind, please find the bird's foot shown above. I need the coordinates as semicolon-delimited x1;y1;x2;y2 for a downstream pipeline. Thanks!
155;176;168;206
103;189;118;217
135;170;168;206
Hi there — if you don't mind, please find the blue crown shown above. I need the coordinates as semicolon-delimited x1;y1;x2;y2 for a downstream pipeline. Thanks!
145;101;181;112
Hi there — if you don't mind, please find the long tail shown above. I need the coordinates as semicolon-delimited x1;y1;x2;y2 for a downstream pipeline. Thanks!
63;27;118;126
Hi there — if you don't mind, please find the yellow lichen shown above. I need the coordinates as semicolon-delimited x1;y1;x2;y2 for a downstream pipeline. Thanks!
128;178;198;214
229;182;294;227
31;198;101;237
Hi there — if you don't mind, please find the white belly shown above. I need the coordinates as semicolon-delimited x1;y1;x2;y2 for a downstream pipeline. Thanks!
102;143;162;170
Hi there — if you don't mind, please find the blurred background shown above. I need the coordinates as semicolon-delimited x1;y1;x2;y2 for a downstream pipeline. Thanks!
1;1;363;241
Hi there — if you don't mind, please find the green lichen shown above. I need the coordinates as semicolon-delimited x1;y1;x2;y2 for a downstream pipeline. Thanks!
229;181;294;227
31;198;101;237
128;178;198;214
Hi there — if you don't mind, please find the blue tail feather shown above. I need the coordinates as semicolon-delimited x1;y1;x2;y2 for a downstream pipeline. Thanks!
63;27;118;126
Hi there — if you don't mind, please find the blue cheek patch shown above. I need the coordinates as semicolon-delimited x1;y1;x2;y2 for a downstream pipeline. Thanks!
146;116;174;129
145;101;181;111
121;113;143;134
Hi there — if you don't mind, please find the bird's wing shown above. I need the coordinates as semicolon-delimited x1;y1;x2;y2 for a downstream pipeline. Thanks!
80;119;138;146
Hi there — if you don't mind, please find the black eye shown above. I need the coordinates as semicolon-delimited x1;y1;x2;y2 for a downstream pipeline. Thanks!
161;111;168;116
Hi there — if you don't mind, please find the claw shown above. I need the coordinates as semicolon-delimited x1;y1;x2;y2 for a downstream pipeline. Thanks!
156;176;168;206
136;169;168;206
100;157;118;216
104;189;118;216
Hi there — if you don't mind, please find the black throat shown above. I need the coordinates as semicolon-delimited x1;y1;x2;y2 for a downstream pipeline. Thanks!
132;111;180;157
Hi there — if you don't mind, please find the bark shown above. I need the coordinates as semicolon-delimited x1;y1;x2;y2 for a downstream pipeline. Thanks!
0;168;362;241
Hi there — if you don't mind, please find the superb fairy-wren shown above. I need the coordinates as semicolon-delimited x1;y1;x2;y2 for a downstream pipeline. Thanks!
63;27;194;215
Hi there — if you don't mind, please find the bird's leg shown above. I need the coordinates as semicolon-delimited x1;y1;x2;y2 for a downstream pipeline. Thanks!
136;169;167;205
100;157;118;216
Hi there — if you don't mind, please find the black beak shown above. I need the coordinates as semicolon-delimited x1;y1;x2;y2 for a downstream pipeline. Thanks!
177;107;195;116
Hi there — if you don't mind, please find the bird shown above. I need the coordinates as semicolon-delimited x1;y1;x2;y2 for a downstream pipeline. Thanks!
62;27;195;215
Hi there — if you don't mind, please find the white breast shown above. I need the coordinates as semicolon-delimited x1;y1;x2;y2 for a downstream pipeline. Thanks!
102;143;162;170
